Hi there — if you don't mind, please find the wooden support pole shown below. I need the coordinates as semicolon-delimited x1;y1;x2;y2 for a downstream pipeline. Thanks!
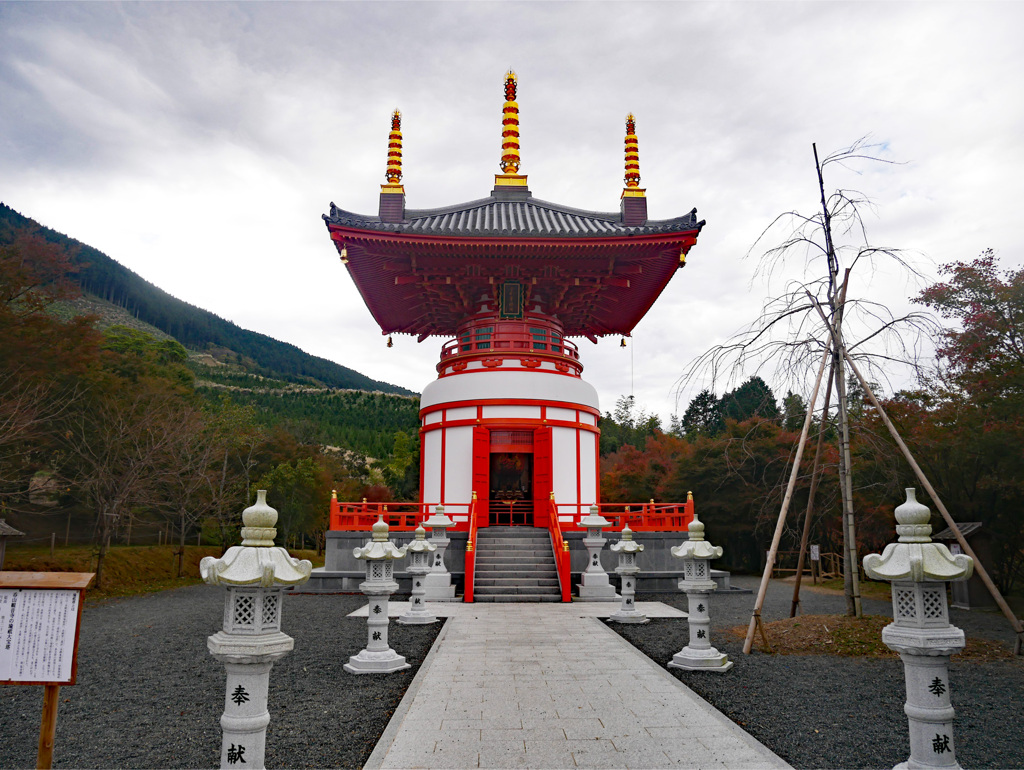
37;683;60;769
791;358;835;617
743;341;832;654
807;293;1024;652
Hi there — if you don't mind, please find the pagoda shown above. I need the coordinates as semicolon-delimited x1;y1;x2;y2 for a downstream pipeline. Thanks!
319;73;703;600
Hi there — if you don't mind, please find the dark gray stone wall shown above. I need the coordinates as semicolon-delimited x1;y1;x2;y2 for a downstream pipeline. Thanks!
320;528;731;595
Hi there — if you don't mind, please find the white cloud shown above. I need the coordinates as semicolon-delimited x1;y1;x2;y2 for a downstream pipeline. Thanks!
2;1;1023;426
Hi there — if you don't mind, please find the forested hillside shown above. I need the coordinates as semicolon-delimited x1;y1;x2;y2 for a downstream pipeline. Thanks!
0;203;412;395
0;209;425;590
192;362;420;459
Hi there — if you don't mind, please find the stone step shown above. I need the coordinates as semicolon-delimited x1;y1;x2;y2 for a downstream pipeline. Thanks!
475;577;560;587
477;544;557;557
474;557;553;567
473;594;563;603
477;552;557;561
473;565;558;575
476;540;550;548
474;584;561;596
475;536;551;545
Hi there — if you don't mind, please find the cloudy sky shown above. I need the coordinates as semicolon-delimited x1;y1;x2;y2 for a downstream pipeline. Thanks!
2;2;1022;423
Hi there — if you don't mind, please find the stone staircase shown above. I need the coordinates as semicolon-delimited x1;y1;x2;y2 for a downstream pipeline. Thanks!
472;526;562;602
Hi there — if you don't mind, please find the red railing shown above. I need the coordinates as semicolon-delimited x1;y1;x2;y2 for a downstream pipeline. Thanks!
329;499;433;531
464;493;480;602
546;496;572;602
329;497;695;532
551;499;694;532
439;324;580;363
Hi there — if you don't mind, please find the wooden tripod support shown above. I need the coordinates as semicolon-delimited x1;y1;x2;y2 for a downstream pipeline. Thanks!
807;294;1024;654
743;341;833;654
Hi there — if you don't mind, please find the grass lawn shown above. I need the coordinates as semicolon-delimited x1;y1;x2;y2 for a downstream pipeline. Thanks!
2;544;325;602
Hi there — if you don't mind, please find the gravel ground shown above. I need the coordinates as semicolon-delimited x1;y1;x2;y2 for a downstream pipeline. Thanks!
613;576;1024;770
1;577;1019;770
0;585;442;770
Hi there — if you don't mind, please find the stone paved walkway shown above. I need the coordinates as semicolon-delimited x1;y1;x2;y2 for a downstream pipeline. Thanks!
360;603;791;769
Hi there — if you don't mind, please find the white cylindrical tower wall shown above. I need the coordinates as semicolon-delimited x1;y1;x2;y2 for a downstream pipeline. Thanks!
419;312;600;528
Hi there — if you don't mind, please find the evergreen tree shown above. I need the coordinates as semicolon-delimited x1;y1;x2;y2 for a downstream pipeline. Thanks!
720;376;780;423
681;389;723;437
782;390;807;432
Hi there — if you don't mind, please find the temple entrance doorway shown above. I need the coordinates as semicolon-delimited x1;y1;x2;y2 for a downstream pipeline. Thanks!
489;451;534;526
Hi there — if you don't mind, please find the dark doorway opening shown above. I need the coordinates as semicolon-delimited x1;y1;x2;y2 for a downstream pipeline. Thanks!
489;452;534;525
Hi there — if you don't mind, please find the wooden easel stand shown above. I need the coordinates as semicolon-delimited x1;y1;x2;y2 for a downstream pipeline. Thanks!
37;684;60;769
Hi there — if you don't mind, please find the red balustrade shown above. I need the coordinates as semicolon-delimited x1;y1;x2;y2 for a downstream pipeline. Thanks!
464;494;480;602
544;496;572;602
329;497;695;532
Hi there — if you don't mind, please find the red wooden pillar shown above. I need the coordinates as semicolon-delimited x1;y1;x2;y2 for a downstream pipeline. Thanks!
533;427;552;527
472;426;490;527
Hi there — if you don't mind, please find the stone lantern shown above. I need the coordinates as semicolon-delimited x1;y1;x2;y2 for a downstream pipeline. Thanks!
668;513;732;673
398;524;438;625
576;504;618;601
345;515;410;674
863;488;973;770
609;525;647;624
200;490;313;770
422;504;457;601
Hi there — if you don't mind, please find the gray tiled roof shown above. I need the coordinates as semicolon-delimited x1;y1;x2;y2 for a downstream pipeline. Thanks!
325;195;702;238
0;519;24;537
933;522;983;540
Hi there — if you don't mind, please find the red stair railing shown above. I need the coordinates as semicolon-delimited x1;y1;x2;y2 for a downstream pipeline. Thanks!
546;493;572;602
463;492;479;602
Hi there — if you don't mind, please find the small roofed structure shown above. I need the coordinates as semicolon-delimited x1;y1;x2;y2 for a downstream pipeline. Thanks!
0;518;26;570
932;522;995;610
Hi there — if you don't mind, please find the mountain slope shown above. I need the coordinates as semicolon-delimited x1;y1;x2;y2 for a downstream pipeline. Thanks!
0;203;413;395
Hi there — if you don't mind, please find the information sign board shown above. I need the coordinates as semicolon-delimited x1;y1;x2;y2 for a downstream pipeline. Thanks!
0;573;92;686
0;572;93;770
810;544;820;562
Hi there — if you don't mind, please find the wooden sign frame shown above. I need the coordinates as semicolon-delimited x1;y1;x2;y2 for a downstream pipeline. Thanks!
0;572;94;770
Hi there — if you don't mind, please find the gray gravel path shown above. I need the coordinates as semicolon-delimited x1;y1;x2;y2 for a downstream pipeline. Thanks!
1;577;1019;769
613;576;1024;770
0;585;442;770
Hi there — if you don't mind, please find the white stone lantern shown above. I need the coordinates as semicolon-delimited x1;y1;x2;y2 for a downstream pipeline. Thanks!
668;513;732;673
863;488;974;770
422;504;457;601
398;523;438;625
200;490;313;770
576;504;618;601
609;525;647;624
345;515;410;674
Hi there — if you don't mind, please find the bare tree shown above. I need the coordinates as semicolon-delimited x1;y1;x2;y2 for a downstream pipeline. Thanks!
159;403;227;577
0;370;79;503
677;138;938;616
60;389;181;589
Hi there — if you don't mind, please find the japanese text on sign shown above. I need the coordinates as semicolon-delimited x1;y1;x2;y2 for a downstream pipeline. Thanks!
0;589;80;683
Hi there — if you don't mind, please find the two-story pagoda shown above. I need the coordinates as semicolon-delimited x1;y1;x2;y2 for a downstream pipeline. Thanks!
318;72;704;600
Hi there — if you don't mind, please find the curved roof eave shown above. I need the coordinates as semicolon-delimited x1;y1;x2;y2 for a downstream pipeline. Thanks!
323;195;705;240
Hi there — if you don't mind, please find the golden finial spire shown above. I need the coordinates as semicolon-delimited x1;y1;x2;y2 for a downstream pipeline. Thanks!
500;71;520;174
495;70;527;188
382;109;404;193
622;113;645;198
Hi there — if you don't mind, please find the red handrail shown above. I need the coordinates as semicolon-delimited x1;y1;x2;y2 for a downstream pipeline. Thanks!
546;494;572;602
328;496;696;533
549;498;695;532
464;493;479;602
